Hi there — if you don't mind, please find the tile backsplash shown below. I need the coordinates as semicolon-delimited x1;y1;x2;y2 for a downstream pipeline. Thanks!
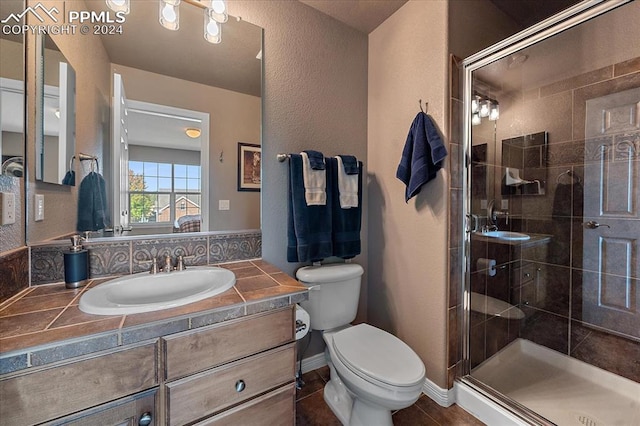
0;247;29;304
30;230;262;285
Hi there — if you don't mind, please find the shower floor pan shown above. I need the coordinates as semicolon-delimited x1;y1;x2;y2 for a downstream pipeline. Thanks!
471;339;640;426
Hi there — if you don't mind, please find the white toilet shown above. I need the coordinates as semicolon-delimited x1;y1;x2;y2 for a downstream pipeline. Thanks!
297;263;426;426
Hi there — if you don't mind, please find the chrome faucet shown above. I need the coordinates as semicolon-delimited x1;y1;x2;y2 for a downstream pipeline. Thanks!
149;258;159;274
162;254;173;273
486;199;509;229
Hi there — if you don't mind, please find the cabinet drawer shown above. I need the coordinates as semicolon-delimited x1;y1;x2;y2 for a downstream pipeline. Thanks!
166;343;295;426
0;341;158;426
193;383;295;426
163;307;294;380
516;262;536;284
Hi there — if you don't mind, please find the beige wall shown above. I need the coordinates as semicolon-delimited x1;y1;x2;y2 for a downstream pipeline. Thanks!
26;0;111;243
111;64;261;232
368;0;450;389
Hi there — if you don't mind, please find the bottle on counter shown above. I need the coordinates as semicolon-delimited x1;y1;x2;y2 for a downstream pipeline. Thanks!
64;235;89;289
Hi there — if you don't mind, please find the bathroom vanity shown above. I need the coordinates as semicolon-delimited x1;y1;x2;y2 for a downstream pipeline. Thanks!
0;260;305;425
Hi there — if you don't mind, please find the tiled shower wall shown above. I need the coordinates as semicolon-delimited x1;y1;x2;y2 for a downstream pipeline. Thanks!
458;55;640;384
29;231;262;285
505;56;640;383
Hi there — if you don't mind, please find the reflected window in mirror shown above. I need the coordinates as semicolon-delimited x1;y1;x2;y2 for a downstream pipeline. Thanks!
0;0;25;179
36;33;76;186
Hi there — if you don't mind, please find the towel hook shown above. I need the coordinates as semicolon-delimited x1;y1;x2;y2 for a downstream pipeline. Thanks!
419;99;428;113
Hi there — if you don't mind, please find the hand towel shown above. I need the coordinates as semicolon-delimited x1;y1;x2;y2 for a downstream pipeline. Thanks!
335;156;359;208
287;154;333;262
62;170;75;186
327;157;362;259
302;150;326;170
301;152;327;206
77;172;109;232
338;155;359;175
396;112;448;202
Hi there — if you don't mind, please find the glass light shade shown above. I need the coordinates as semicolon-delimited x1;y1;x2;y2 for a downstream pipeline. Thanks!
479;100;490;118
106;0;129;14
208;0;228;23
472;113;481;126
489;103;500;121
204;14;222;44
471;98;479;114
159;0;180;31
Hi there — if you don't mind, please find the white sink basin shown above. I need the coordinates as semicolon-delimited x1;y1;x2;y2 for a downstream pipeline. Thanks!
482;231;530;241
79;267;236;315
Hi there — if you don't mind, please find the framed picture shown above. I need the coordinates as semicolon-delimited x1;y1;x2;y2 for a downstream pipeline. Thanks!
237;143;261;191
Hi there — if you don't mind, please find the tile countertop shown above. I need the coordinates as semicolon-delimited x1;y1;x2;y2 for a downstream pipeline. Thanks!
0;260;308;375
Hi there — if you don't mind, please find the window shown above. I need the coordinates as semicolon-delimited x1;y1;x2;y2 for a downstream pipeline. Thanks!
128;161;201;225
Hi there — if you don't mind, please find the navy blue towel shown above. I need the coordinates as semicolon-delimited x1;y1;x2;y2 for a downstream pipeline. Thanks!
302;150;325;170
62;170;75;186
337;155;359;175
287;154;333;262
396;112;448;202
77;172;109;232
327;157;362;259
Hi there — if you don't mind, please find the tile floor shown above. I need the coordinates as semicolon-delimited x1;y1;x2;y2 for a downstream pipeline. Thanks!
296;366;485;425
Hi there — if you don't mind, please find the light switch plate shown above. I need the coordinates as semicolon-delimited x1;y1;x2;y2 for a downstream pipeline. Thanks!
219;200;230;210
501;199;509;210
35;194;45;221
480;199;488;209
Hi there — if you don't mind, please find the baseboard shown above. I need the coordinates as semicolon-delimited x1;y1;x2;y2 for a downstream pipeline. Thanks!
301;352;327;374
422;377;456;407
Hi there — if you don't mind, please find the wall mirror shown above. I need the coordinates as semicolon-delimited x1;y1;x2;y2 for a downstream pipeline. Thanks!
26;0;262;243
36;33;76;185
0;0;25;178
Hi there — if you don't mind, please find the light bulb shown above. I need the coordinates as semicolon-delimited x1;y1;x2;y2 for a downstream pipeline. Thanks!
472;113;481;126
208;0;228;23
489;103;500;121
204;14;222;44
479;100;490;118
159;0;180;31
471;98;478;114
106;0;129;14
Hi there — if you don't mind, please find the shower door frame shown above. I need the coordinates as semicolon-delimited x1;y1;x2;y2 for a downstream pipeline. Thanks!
459;1;634;424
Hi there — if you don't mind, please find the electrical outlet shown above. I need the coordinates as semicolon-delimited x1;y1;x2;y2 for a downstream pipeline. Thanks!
219;200;230;211
35;194;45;221
1;192;16;225
480;199;488;209
501;199;509;210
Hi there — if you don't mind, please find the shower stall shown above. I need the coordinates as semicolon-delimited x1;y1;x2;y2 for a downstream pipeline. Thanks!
459;1;640;424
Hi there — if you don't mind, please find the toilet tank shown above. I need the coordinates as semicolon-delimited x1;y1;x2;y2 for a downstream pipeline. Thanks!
296;263;364;331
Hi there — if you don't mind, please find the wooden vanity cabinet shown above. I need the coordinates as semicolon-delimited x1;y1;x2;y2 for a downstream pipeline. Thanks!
162;307;296;425
0;341;158;426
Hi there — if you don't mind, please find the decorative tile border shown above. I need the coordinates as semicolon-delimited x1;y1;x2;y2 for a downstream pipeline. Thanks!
0;247;29;303
30;230;261;285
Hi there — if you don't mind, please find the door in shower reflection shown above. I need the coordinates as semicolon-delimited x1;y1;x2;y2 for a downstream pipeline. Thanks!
581;87;640;340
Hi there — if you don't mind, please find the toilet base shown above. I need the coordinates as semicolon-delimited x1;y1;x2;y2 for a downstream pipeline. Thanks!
324;357;393;426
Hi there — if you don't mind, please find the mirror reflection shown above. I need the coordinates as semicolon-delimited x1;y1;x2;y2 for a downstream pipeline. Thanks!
0;0;24;178
36;33;77;185
26;0;262;243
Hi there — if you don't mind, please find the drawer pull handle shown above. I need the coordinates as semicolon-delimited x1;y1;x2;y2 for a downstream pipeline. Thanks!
524;273;531;278
235;379;246;392
138;412;152;426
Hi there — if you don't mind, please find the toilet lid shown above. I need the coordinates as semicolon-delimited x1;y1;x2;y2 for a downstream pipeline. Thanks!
332;324;425;388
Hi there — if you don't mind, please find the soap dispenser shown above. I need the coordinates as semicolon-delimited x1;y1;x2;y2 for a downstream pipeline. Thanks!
64;235;89;289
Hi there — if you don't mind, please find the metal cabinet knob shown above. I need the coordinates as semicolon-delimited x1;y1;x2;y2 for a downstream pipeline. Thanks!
235;379;246;392
583;221;610;229
138;412;152;426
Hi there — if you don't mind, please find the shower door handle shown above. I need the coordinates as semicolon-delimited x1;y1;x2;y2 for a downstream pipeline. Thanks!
583;221;610;229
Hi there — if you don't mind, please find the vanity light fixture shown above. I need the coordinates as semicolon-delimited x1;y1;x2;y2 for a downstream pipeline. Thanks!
185;128;201;138
204;13;222;44
105;0;130;14
207;0;228;23
159;0;180;31
471;93;499;126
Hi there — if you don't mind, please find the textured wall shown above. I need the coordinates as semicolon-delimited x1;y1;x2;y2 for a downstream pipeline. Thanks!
25;0;111;243
228;2;369;297
368;0;450;389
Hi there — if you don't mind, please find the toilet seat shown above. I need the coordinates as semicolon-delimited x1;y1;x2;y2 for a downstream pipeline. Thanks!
331;324;425;389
